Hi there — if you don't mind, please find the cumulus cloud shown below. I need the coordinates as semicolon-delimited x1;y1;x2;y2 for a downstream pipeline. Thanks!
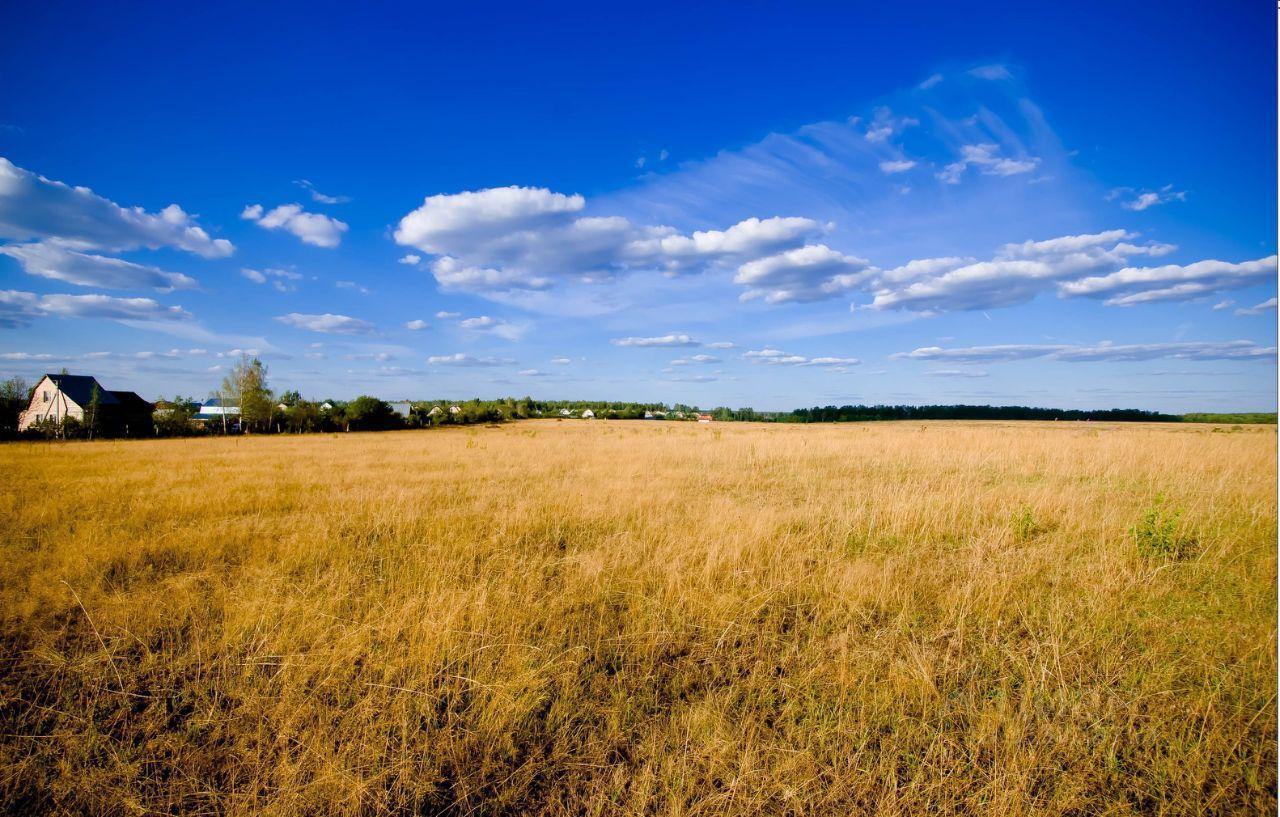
1057;255;1276;306
0;157;234;258
241;266;302;292
879;159;916;174
669;354;720;366
404;319;430;330
293;179;351;205
395;186;584;255
275;312;374;334
735;245;875;303
0;242;196;290
394;186;834;297
863;230;1266;313
1235;297;1277;316
336;280;370;294
707;341;736;349
937;143;1040;184
1106;184;1187;211
550;356;571;364
894;339;1276;363
458;314;525;340
611;334;698;347
398;253;422;266
0;289;192;329
434;311;460;319
426;353;513;366
517;369;548;376
743;348;860;367
241;203;348;248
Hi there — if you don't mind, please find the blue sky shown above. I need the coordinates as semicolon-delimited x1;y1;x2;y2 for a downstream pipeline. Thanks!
0;1;1275;411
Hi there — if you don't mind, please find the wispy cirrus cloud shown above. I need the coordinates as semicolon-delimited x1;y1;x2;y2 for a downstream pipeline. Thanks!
743;348;860;367
275;312;375;334
1106;184;1186;211
0;289;192;329
894;339;1276;363
1;242;196;290
426;353;515;366
0;157;234;258
293;179;351;205
611;334;699;347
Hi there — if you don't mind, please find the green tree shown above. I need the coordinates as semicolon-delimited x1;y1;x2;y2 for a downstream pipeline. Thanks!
0;375;29;436
87;383;102;440
345;396;403;431
221;354;274;432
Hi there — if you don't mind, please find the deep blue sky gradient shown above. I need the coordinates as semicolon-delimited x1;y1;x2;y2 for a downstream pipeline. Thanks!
0;1;1275;410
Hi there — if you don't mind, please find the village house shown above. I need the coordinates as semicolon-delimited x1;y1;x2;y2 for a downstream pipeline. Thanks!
390;401;412;418
427;405;443;417
581;409;595;419
193;398;241;424
697;413;713;423
18;373;154;436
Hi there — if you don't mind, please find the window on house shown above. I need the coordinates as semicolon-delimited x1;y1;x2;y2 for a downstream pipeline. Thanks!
42;390;50;402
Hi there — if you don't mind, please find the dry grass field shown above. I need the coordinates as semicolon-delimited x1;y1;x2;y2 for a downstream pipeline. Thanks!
0;420;1275;815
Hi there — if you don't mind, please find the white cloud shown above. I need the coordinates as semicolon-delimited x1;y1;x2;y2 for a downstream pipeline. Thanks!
878;159;916;174
427;353;513;366
293;179;350;205
275;312;374;334
1212;299;1235;310
240;267;302;292
923;369;988;378
864;107;918;143
894;340;1276;363
404;319;430;330
735;244;875;303
1106;184;1187;211
395;186;584;255
742;348;859;367
0;157;233;257
435;310;460;319
611;334;698;347
550;356;571;364
707;341;736;349
968;64;1012;80
429;256;551;293
864;230;1257;313
517;369;548;376
241;203;348;248
336;280;371;294
0;289;192;329
394;186;828;295
1235;297;1277;316
670;354;720;366
0;242;196;290
458;314;525;340
918;73;944;90
1058;256;1276;306
937;143;1040;184
398;253;422;266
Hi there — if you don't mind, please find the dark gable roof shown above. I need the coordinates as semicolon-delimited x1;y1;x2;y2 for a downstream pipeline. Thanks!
43;374;120;407
108;391;155;412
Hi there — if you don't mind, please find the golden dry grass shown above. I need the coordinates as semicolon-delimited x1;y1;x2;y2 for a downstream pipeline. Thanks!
0;420;1275;815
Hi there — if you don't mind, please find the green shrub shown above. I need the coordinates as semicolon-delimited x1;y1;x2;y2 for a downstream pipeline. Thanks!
1132;498;1194;560
1012;504;1044;541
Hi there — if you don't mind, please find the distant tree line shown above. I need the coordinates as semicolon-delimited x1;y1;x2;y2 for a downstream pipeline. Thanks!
781;404;1184;423
3;361;1273;442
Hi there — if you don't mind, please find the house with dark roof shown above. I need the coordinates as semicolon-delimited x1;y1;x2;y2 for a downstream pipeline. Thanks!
18;373;154;436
